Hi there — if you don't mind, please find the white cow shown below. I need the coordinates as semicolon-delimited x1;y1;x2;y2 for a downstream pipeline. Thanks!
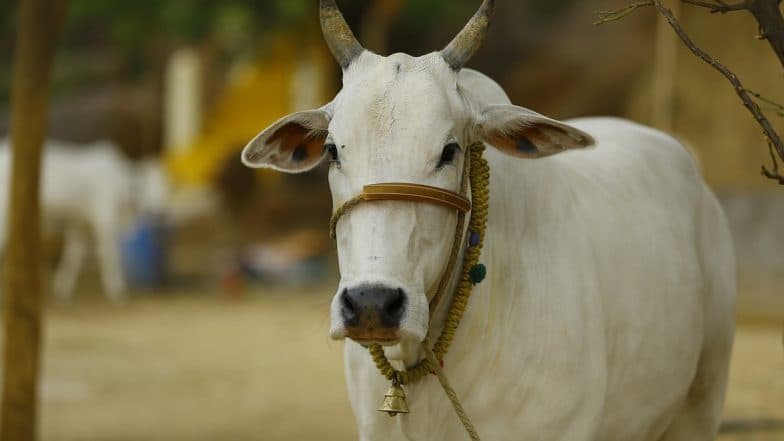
0;139;169;303
242;1;736;439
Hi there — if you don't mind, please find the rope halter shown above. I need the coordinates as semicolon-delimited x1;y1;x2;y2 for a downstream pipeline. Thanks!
328;143;489;440
329;143;490;383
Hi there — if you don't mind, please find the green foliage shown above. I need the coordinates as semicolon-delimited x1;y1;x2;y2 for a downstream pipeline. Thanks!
400;0;577;29
401;0;475;30
0;0;319;101
62;0;315;52
52;0;322;83
0;0;584;102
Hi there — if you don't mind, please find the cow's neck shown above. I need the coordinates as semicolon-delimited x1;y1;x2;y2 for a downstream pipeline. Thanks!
404;152;562;368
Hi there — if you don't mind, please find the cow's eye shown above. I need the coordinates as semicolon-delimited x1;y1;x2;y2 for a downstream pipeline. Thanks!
325;143;339;162
437;142;460;169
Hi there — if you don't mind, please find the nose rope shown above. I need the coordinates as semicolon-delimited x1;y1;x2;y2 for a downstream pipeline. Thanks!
423;336;481;441
329;143;490;440
329;195;365;240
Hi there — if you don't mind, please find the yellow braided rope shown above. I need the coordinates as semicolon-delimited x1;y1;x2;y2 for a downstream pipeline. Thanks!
330;195;364;240
367;143;489;385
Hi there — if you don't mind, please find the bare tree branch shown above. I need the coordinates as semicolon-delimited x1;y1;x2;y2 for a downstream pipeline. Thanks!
682;0;751;13
762;140;784;183
650;0;784;183
684;0;784;69
594;1;653;24
595;0;784;185
746;89;784;116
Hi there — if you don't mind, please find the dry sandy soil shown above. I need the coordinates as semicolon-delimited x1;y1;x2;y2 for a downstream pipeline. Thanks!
0;286;782;441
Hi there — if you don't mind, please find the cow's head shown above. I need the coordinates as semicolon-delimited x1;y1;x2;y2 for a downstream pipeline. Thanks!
242;0;592;354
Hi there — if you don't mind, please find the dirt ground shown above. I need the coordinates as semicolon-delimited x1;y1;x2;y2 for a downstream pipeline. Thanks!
1;286;782;441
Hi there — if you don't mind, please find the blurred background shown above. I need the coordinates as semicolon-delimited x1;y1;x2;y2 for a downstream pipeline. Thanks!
0;0;782;440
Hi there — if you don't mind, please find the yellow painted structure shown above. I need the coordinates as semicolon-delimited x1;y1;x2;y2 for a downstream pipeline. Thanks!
167;41;334;187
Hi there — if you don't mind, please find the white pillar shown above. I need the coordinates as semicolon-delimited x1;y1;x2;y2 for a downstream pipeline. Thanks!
164;48;202;153
290;49;325;112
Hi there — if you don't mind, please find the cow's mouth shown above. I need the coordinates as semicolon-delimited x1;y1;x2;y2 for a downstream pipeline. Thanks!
345;327;400;345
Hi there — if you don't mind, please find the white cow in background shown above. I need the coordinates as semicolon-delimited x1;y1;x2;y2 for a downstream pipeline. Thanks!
0;139;169;303
242;1;736;440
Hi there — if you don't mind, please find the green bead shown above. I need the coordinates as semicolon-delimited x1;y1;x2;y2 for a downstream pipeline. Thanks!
468;264;486;285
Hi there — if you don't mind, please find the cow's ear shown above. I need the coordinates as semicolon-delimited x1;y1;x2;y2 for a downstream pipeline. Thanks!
242;106;331;173
475;104;594;159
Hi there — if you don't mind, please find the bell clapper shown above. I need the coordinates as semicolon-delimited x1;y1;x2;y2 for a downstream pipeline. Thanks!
378;379;410;417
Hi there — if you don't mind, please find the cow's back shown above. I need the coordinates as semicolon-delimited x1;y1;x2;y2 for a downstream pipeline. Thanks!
1;140;134;224
43;142;133;221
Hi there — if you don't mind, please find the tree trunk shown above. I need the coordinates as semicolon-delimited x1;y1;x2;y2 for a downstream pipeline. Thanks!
2;1;67;440
360;0;403;54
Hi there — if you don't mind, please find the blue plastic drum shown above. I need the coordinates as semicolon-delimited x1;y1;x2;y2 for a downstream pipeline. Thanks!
121;216;168;289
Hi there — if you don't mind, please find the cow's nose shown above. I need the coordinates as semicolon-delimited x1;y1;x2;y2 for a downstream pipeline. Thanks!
341;285;406;331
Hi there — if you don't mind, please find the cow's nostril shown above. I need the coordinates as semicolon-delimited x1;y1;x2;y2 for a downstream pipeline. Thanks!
381;288;406;327
341;288;358;326
342;285;406;330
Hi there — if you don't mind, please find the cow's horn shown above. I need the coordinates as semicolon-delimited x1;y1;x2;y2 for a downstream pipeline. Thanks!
320;0;365;69
441;0;494;70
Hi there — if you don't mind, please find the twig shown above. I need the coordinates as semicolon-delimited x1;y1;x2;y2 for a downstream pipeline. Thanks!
595;0;750;18
686;1;784;70
746;89;784;117
594;1;652;25
762;140;784;183
650;0;784;184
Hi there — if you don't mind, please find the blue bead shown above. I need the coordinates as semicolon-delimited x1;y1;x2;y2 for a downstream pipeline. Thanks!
468;231;480;247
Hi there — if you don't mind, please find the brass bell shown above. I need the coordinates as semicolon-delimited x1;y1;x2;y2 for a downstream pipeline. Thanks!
378;382;409;416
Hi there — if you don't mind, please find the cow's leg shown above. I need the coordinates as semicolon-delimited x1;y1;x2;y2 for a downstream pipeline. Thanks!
657;335;733;441
52;225;88;302
93;218;127;303
659;189;735;441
